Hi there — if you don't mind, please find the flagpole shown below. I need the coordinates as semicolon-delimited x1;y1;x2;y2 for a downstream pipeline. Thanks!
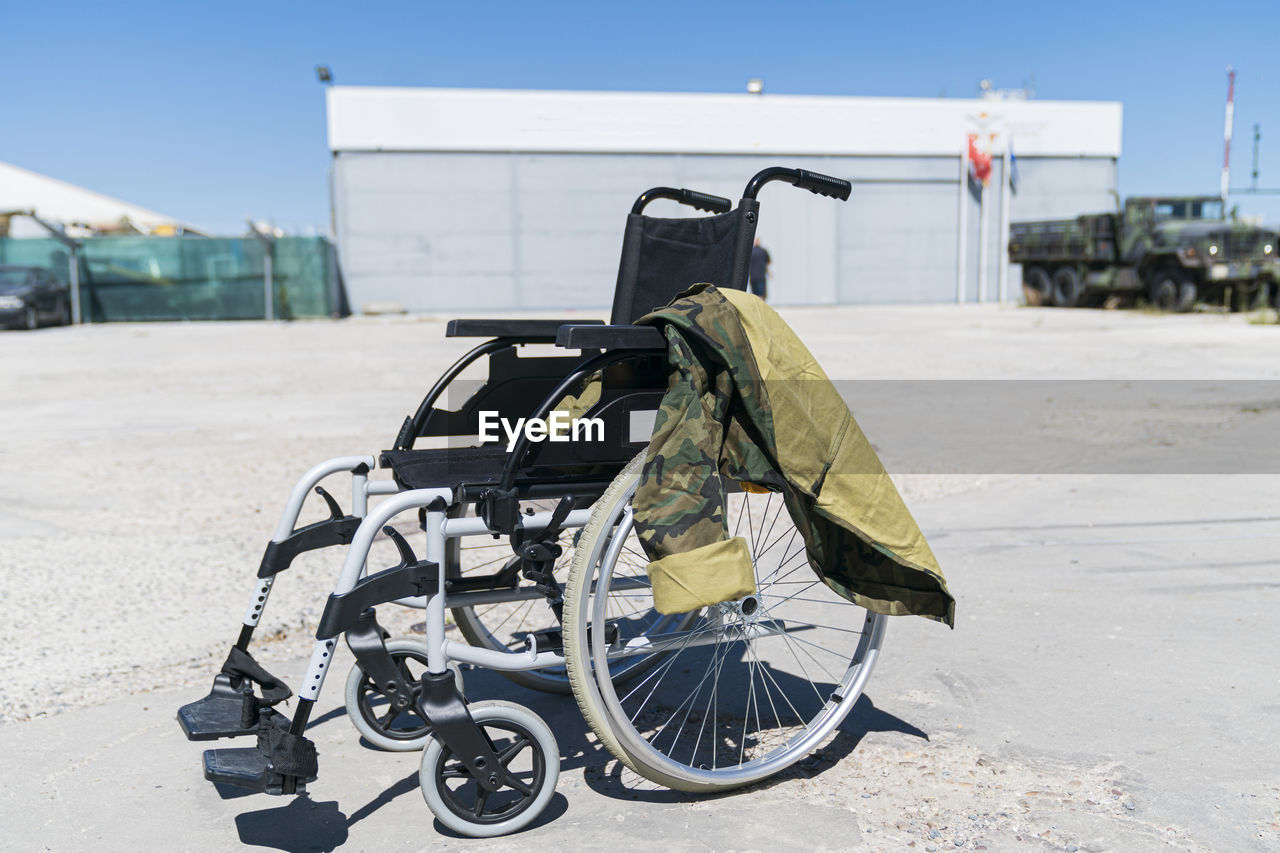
978;173;989;304
956;142;968;304
998;139;1012;305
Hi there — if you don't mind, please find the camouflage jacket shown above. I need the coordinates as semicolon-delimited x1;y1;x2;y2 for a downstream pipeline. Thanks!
634;284;955;626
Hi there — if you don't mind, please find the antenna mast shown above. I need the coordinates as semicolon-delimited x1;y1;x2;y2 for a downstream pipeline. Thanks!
1221;66;1235;200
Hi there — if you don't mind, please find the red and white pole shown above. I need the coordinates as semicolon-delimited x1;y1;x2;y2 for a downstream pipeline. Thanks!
1222;66;1235;200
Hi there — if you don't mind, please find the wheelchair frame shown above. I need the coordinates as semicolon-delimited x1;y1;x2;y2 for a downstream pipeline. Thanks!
182;166;876;835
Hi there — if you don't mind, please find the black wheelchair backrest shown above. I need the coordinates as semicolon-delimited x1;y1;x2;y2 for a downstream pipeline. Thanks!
609;168;852;324
609;202;757;324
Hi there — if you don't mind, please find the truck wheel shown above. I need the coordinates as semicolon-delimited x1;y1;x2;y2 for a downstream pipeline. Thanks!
1148;271;1182;312
1230;284;1263;313
1022;267;1052;306
1175;280;1197;313
1051;267;1085;307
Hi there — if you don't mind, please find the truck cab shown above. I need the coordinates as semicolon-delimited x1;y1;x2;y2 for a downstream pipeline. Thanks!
1120;196;1223;264
1123;196;1278;309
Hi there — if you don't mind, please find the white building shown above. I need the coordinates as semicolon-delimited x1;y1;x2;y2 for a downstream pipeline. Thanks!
325;86;1122;312
0;160;196;237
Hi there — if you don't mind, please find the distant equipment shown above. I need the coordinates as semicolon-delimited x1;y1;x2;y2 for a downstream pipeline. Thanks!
978;78;1032;101
1222;66;1235;201
1252;124;1260;191
316;65;333;85
1009;195;1278;312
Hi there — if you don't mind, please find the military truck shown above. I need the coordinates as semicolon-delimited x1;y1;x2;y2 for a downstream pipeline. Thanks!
1009;196;1279;311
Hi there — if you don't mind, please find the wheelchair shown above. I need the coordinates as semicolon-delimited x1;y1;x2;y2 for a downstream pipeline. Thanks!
178;166;889;837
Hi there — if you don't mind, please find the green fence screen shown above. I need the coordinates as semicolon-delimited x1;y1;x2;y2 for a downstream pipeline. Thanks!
0;235;339;321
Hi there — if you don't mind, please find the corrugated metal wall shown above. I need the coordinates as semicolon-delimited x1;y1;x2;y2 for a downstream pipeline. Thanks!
332;151;1117;312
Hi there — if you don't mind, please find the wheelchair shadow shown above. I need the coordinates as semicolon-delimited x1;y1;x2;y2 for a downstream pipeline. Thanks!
229;652;924;844
577;692;927;805
234;795;350;852
231;671;579;849
233;783;570;850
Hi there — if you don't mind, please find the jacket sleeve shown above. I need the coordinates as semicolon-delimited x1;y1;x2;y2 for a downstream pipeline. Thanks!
633;326;756;613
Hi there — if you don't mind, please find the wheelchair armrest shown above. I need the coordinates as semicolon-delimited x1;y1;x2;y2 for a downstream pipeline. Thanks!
446;319;605;341
555;324;666;350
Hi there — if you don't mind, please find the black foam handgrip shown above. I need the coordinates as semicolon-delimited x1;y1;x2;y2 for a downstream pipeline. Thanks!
793;169;852;201
678;189;732;214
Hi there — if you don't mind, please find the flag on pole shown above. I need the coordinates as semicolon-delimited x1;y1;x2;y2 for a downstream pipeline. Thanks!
968;132;993;186
1008;136;1019;196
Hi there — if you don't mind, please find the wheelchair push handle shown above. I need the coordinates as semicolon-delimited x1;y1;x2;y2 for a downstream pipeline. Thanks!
743;167;852;201
793;169;853;201
677;189;733;213
631;187;733;215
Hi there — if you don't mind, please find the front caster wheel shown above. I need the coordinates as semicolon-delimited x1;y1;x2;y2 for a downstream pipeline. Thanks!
344;639;464;752
419;700;559;837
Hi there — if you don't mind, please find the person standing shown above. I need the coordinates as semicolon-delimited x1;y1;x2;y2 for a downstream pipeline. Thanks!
749;238;771;300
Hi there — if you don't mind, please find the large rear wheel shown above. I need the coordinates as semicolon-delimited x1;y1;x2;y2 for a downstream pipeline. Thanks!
1148;269;1196;313
563;453;887;792
1229;283;1264;313
1021;266;1052;306
1051;266;1085;307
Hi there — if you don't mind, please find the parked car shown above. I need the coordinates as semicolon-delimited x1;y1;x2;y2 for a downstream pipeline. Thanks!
0;265;72;330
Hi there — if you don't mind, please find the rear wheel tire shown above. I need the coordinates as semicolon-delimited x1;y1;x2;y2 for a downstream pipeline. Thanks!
1175;280;1198;313
22;305;38;331
1230;284;1264;313
1148;271;1182;312
563;452;887;792
1051;266;1085;307
1021;267;1052;306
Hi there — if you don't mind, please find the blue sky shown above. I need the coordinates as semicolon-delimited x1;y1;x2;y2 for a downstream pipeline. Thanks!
5;0;1280;233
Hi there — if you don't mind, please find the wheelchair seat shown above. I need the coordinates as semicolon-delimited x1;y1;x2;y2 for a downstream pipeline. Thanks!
379;445;620;503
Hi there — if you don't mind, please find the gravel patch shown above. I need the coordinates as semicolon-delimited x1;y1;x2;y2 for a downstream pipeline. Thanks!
1;305;1277;721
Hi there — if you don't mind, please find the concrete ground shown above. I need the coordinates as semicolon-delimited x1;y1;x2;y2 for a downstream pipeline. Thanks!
1;304;1278;851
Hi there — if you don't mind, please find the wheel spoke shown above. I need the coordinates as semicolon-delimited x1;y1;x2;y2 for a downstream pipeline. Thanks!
441;759;469;780
503;774;533;797
619;619;712;709
773;618;832;705
651;627;727;749
498;735;530;766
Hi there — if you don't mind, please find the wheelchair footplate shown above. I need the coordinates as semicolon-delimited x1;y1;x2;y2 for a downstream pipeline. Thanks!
202;710;318;795
178;647;292;741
